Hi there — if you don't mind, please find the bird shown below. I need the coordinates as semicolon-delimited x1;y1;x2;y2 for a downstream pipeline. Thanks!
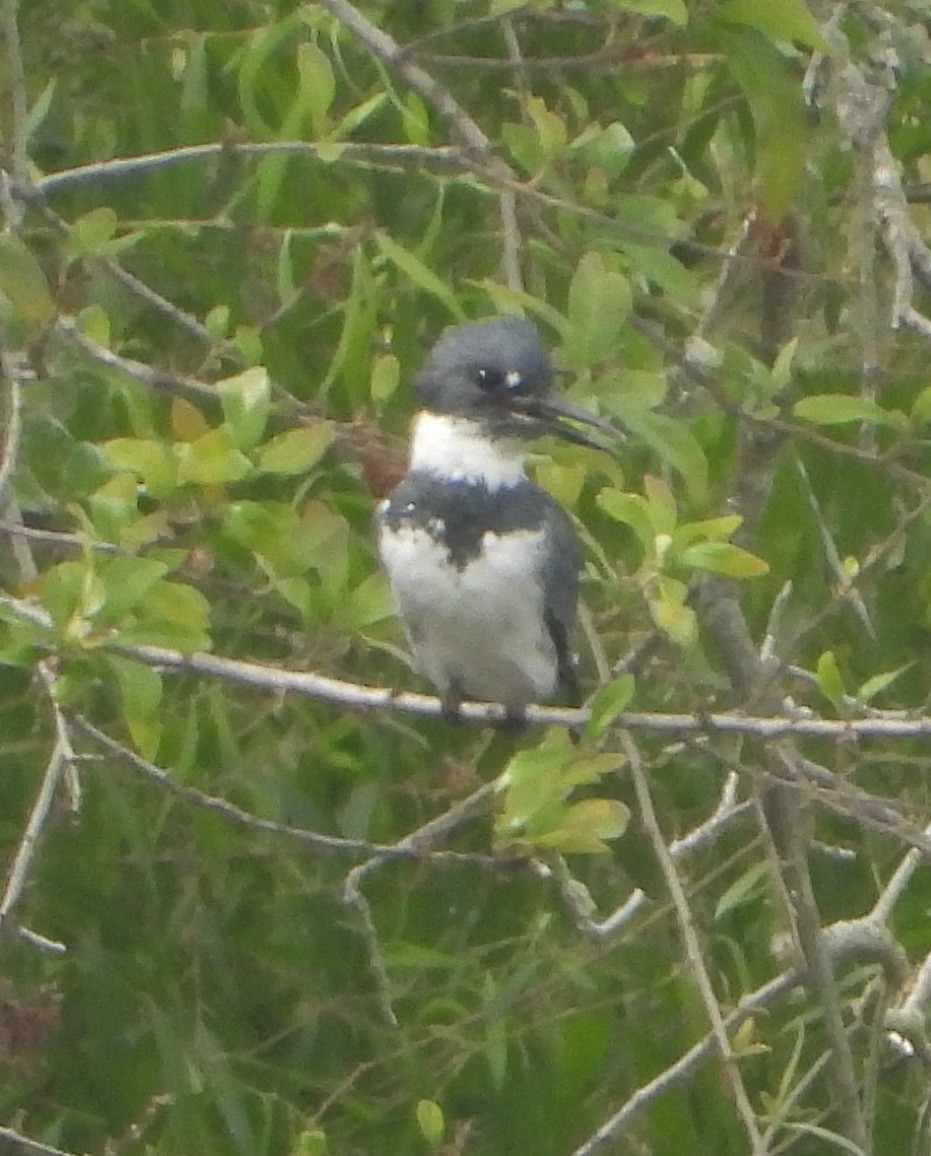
376;315;614;723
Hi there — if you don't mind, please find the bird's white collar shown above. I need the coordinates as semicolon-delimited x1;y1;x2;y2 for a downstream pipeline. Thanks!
409;413;527;490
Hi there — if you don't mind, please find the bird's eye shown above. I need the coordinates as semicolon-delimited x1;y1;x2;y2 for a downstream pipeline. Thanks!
476;368;523;392
476;367;505;391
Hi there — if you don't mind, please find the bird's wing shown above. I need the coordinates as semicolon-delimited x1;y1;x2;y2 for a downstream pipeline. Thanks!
538;496;583;705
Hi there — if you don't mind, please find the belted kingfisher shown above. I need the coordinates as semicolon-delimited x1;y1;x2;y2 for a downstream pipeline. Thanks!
376;316;613;720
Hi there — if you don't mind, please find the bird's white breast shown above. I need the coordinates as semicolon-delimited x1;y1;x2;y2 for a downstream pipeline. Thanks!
377;520;558;708
408;413;526;490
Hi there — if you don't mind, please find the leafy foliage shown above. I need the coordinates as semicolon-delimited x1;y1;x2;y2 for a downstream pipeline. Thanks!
3;2;931;1155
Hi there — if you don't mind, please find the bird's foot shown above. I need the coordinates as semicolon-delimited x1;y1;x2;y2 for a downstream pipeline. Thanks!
440;694;464;725
496;706;528;734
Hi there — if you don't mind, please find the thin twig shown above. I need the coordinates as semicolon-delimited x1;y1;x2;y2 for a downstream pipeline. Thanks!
16;192;216;346
1;0;28;184
55;317;222;409
559;772;749;940
624;732;765;1151
343;861;400;1027
0;737;68;938
315;0;501;162
32;141;466;196
75;716;498;866
0;1126;80;1156
0;373;22;513
870;824;931;926
570;971;799;1155
342;780;498;1027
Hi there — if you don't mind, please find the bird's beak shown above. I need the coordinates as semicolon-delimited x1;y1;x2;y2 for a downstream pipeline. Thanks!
509;391;618;453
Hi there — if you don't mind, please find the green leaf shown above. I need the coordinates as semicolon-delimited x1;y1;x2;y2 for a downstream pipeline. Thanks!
714;863;770;921
255;423;335;475
643;475;678;537
69;207;119;256
586;675;635;739
717;0;829;51
117;581;211;652
649;576;697;647
497;736;626;853
815;650;845;711
677;541;769;578
216;366;271;451
502;121;545;175
330;93;388;139
179;34;209;132
292;1130;328;1156
401;92;430;147
770;337;799;394
525;96;567;160
725;30;808;220
596;488;654;557
176;427;254;486
224;500;334;578
296;40;335;135
571;122;635;178
205;304;230;340
237;17;304;137
42;561;104;635
857;663;913;704
612;408;709;508
0;235;55;333
370;353;400;403
25;78;56;142
374;232;464;320
415;1100;445;1147
0;606;51;663
470;282;568;336
94;557;170;626
671;515;744;551
498;738;575;829
605;0;688;24
75;303;111;346
531;799;630;855
794;394;904;428
332;573;394;631
104;654;162;757
911;384;931;425
566;253;632;368
101;438;177;499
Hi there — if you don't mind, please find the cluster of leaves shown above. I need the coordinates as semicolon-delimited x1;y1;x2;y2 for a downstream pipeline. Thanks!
3;1;931;1155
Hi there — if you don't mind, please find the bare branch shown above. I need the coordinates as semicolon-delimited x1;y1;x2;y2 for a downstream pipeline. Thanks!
15;190;216;345
1;0;28;184
559;772;750;941
343;781;498;1028
625;733;765;1150
0;1125;81;1156
0;520;121;555
794;457;875;640
75;716;498;867
114;638;931;745
0;734;68;939
15;924;66;954
32;141;467;196
316;0;502;163
55;317;222;409
824;34;931;341
0;372;22;514
7;595;931;743
570;971;800;1155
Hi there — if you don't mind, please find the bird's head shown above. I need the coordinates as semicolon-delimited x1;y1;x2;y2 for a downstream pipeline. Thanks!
414;316;614;451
